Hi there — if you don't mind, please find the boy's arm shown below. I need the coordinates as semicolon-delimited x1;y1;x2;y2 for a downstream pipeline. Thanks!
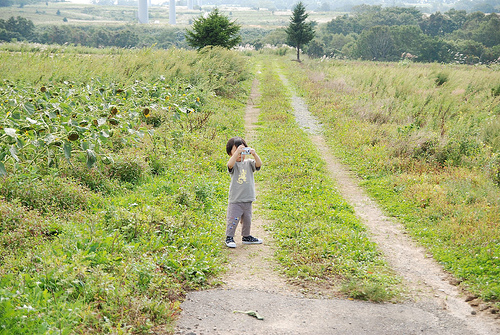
227;144;245;170
250;148;262;169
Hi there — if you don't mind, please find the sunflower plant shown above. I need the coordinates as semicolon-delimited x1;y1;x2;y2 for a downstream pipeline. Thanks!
0;78;205;175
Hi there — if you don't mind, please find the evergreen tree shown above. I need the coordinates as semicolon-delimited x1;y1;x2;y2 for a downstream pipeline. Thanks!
285;2;315;61
185;8;241;50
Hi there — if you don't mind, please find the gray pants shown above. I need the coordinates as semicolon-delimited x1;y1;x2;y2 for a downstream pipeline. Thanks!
225;202;253;237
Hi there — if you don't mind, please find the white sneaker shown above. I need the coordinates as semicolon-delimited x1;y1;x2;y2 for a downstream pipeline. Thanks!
225;236;236;248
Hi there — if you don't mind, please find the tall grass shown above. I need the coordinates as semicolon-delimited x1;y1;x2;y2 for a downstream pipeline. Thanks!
0;45;249;97
283;56;500;308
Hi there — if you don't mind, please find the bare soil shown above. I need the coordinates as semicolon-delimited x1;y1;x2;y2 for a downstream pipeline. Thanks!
173;74;500;335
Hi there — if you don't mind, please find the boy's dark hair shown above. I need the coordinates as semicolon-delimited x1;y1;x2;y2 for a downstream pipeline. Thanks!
226;137;247;156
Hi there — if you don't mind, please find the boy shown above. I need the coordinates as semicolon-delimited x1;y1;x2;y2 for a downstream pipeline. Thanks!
225;137;263;248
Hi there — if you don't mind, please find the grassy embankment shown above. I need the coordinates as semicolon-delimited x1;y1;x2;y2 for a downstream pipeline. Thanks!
253;56;401;301
283;56;500;309
0;46;250;334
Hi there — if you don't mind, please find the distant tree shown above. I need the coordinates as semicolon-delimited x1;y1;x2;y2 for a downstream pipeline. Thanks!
260;28;287;46
445;8;468;29
304;39;325;58
418;36;453;63
472;13;500;47
325;14;360;35
355;25;395;61
112;29;139;47
355;5;421;28
419;12;456;36
452;39;485;64
319;3;330;12
0;28;21;41
93;0;114;5
1;16;34;40
285;2;315;61
325;5;421;37
463;11;488;30
184;8;241;50
472;3;496;13
390;25;426;57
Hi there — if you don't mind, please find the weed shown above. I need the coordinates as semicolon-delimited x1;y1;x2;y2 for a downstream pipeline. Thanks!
0;174;93;212
492;84;500;97
109;159;145;184
341;278;395;302
435;72;449;86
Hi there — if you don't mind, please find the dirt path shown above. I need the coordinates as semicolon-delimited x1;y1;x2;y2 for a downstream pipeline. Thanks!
173;70;500;335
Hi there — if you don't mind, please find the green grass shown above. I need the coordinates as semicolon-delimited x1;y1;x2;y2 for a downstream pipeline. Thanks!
253;56;401;302
281;55;500;308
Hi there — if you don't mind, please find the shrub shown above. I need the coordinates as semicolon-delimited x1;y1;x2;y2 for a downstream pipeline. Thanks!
0;199;50;261
109;159;145;184
0;174;92;213
487;152;500;185
435;72;449;86
103;207;149;242
195;46;250;98
492;84;500;97
63;164;118;194
147;153;168;176
341;278;394;302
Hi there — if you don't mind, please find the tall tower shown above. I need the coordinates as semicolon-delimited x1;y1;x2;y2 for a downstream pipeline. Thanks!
169;0;176;25
138;0;148;24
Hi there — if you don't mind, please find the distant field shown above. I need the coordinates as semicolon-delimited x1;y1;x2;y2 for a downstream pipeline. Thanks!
0;3;341;28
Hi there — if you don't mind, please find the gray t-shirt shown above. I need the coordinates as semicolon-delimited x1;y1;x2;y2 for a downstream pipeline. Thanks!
228;159;260;203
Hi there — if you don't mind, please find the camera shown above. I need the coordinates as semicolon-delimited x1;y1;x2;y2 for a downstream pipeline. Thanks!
241;147;252;155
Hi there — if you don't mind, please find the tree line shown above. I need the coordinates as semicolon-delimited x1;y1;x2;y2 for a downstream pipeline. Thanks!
1;4;500;64
0;16;190;48
305;5;500;63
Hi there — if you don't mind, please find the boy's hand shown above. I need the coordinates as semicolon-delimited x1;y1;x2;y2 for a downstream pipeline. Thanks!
236;144;246;154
